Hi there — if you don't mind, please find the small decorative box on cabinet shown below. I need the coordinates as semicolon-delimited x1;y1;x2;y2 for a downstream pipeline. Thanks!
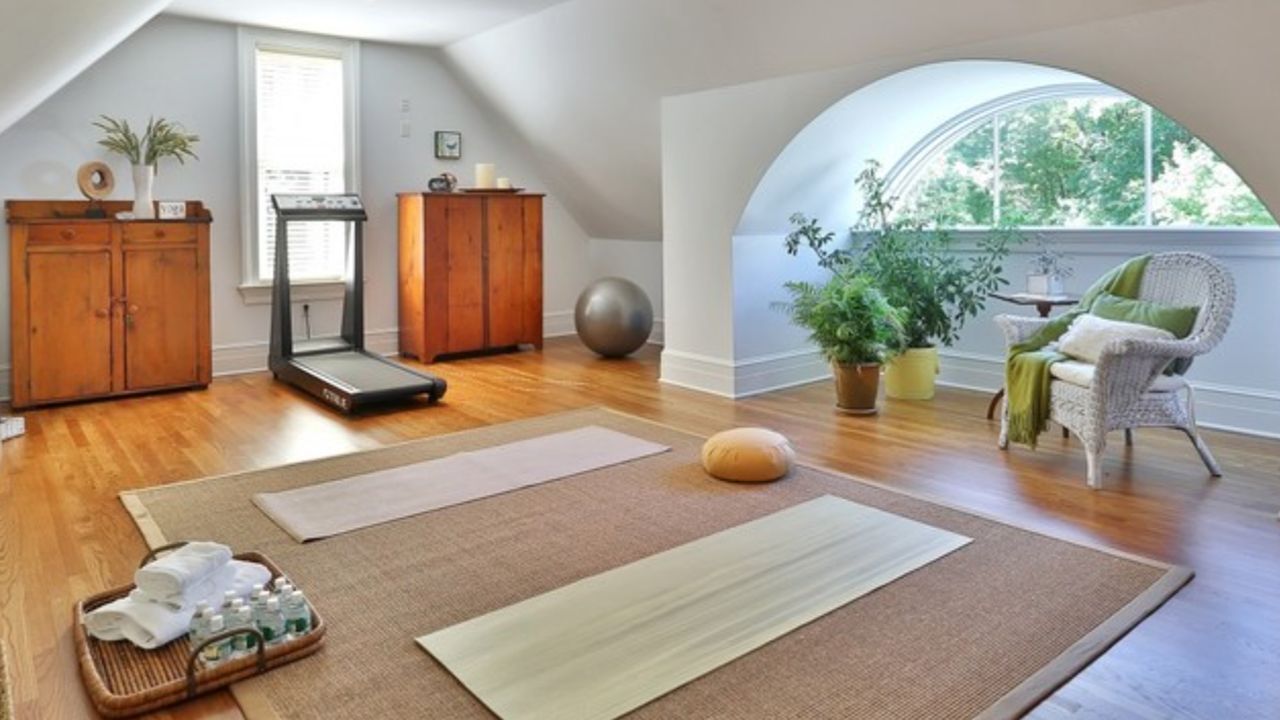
6;200;212;409
397;192;544;363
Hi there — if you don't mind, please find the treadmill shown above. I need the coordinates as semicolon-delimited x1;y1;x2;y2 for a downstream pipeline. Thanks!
269;193;446;413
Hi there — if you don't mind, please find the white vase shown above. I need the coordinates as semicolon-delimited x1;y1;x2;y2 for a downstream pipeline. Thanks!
132;164;155;219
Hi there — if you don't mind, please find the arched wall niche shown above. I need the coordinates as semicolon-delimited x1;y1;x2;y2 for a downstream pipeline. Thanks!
661;55;1280;435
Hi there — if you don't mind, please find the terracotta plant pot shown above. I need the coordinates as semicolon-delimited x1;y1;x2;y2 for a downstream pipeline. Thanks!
884;346;939;400
832;362;881;415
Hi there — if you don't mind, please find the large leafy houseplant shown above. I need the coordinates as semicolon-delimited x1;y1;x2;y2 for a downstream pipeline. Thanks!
785;161;1016;349
775;269;905;413
776;270;905;365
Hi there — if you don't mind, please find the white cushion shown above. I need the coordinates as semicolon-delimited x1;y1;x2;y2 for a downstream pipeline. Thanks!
1057;314;1175;365
1050;360;1185;393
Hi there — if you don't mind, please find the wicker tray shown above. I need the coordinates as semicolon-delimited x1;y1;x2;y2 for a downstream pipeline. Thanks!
73;543;327;718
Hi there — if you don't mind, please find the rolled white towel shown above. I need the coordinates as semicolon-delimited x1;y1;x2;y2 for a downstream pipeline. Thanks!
86;560;274;649
134;541;232;601
83;595;192;649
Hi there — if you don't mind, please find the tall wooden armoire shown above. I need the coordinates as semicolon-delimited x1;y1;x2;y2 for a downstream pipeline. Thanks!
397;192;543;363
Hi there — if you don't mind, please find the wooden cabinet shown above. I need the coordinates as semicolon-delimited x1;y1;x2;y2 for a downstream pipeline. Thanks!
7;200;212;409
398;192;543;362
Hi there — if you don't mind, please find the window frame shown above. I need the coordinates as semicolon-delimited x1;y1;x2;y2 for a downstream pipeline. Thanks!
236;28;361;304
886;83;1276;231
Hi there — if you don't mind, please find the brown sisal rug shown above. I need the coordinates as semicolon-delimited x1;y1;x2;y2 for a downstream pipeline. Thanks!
119;408;1190;720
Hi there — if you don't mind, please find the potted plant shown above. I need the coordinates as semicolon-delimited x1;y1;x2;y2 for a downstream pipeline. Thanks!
94;116;199;219
774;269;906;414
1026;234;1073;295
785;160;1017;400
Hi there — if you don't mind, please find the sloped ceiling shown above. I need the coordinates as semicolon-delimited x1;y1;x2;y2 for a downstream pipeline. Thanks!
0;0;170;136
443;0;1213;240
165;0;574;47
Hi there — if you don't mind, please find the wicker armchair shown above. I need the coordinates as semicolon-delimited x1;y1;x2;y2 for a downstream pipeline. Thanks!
996;252;1236;488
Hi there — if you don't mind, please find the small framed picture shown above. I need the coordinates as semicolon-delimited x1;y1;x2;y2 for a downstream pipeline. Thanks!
435;131;462;160
157;201;187;220
437;132;463;160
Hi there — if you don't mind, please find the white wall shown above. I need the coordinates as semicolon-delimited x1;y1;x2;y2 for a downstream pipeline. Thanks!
444;0;1208;240
0;0;168;135
0;15;594;397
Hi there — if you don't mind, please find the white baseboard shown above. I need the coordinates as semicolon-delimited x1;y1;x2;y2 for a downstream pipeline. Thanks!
544;311;665;346
659;349;737;397
660;347;828;399
544;311;576;338
935;349;1280;439
212;329;401;377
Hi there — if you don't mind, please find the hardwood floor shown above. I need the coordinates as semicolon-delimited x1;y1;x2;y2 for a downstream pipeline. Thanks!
2;337;1277;719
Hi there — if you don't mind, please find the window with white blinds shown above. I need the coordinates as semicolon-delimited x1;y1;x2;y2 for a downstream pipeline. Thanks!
241;33;358;287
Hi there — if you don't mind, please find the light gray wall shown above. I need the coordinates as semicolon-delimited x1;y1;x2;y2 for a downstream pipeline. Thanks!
0;15;595;397
444;0;1212;240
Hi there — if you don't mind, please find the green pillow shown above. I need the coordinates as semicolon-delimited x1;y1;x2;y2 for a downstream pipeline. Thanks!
1089;293;1199;339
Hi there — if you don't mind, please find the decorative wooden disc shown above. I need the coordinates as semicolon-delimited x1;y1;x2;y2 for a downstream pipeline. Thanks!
77;162;115;200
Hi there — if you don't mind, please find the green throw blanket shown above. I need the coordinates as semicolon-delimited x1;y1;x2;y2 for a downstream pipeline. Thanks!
1005;255;1151;448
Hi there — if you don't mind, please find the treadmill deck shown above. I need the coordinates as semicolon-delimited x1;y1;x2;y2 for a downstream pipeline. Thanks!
291;351;437;394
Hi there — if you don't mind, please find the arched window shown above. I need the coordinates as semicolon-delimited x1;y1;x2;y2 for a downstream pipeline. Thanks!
891;86;1276;228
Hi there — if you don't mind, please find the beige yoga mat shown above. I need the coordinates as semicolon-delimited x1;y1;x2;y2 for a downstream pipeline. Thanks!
119;408;1192;720
419;495;971;720
253;425;670;541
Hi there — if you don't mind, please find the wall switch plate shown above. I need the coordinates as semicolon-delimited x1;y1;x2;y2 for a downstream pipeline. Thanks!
400;119;412;138
401;98;411;112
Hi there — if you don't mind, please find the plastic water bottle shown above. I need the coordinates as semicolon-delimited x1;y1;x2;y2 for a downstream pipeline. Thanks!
228;606;257;656
255;596;286;645
187;604;211;646
201;614;228;666
283;590;311;637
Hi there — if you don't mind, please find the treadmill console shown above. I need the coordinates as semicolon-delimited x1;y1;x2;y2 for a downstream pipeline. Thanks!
272;193;367;220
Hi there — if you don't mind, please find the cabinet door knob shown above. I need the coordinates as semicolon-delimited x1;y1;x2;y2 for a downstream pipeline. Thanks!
154;229;166;238
129;305;140;314
94;308;108;318
60;229;75;240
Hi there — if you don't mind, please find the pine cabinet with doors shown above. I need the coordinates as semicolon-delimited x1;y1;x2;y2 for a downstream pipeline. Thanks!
397;192;543;363
6;200;212;409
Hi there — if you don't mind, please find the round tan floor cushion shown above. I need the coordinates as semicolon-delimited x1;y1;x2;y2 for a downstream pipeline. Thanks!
701;428;795;482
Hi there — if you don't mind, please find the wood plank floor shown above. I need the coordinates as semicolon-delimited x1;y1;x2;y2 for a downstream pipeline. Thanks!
1;337;1277;719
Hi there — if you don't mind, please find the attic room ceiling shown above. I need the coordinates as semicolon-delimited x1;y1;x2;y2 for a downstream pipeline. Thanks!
164;0;572;46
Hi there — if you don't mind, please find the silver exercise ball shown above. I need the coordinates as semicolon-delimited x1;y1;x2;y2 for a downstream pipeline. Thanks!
574;277;654;357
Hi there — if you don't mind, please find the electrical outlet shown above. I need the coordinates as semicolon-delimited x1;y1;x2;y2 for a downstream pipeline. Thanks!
400;119;412;138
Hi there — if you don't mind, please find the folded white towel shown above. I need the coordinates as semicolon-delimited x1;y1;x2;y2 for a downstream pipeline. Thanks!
86;560;273;649
134;541;232;602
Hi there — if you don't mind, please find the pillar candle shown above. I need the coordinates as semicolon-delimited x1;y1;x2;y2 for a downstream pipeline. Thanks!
475;163;496;189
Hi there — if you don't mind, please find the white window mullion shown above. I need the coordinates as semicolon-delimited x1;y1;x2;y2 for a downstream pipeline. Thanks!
992;112;1002;226
1152;103;1162;224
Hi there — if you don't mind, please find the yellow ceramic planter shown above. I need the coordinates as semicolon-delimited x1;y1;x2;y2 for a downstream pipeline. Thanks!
884;346;939;400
